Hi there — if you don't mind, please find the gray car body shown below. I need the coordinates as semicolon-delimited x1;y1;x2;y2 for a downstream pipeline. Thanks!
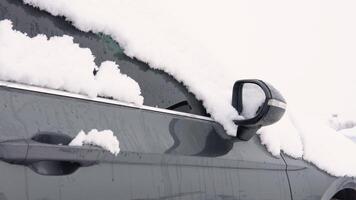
0;0;355;199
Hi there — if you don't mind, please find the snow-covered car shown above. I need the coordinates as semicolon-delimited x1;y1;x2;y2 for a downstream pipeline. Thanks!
0;1;355;200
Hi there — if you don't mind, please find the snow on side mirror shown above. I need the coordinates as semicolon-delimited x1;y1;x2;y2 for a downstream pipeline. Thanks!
232;79;287;141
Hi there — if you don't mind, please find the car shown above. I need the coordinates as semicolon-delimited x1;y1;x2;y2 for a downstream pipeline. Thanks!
0;0;355;199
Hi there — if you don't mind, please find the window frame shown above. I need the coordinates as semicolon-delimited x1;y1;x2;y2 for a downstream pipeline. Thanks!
0;80;214;122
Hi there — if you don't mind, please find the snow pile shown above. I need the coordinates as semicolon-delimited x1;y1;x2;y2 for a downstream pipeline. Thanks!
329;114;356;131
292;114;356;176
0;19;143;105
95;61;143;105
0;19;98;97
260;112;356;176
17;0;356;177
259;111;303;158
329;114;356;143
69;129;120;155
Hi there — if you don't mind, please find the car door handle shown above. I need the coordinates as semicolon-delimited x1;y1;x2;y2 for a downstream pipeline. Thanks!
0;139;106;164
0;138;107;175
26;140;106;164
0;139;29;164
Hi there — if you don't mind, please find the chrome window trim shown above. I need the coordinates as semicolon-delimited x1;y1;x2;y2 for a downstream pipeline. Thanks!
0;81;215;122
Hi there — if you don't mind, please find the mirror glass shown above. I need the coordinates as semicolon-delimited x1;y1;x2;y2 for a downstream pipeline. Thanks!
241;83;266;119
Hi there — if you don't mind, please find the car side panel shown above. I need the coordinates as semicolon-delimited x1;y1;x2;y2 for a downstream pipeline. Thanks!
0;162;27;200
0;86;293;200
221;136;292;200
282;154;337;200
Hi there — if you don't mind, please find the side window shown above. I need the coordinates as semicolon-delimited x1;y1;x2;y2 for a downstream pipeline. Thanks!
97;34;208;116
0;0;209;116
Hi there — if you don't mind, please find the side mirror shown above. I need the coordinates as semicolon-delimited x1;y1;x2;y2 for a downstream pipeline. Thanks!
232;79;286;141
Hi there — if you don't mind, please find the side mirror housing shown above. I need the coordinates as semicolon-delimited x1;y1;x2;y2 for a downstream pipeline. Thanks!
232;79;286;141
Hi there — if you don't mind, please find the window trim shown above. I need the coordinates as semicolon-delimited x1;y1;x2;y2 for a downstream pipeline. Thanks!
0;81;214;122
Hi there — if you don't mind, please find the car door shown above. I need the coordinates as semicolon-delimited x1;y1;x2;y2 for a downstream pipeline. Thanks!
0;82;236;200
139;109;292;200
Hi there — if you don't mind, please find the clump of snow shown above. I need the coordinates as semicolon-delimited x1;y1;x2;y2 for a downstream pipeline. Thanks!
95;61;143;105
69;129;120;156
18;0;356;177
328;114;356;143
329;114;356;131
259;111;303;158
0;19;98;97
0;19;143;105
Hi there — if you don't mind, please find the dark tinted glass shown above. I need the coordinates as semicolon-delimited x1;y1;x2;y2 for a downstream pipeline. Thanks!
0;0;209;116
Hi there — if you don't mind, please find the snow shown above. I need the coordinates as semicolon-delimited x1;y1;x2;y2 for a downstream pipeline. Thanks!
15;0;356;177
0;19;98;97
329;114;356;143
329;114;356;131
339;128;356;143
0;19;143;105
292;114;356;176
69;129;120;155
21;0;239;135
259;111;303;158
95;61;144;105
